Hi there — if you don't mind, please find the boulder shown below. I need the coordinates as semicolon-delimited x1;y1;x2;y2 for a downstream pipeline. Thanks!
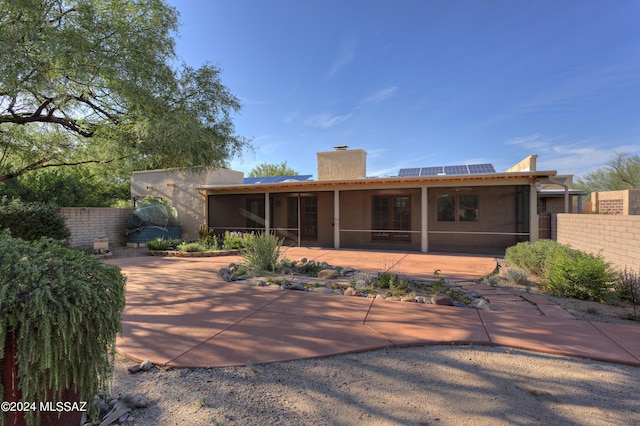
318;269;339;279
431;295;453;306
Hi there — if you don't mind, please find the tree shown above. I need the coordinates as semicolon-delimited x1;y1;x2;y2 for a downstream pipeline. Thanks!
0;0;249;182
248;161;298;177
575;152;640;192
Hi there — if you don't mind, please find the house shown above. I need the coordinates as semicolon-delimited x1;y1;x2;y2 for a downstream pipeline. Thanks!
131;148;567;255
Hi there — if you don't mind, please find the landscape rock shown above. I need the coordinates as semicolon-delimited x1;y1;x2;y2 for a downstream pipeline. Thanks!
431;295;454;306
343;287;359;296
472;298;496;311
140;360;153;371
318;269;339;279
127;365;141;374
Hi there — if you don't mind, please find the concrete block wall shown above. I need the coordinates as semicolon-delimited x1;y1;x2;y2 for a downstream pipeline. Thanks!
555;213;640;271
60;207;131;248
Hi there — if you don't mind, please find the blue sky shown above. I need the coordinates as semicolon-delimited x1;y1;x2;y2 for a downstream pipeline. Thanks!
167;0;640;179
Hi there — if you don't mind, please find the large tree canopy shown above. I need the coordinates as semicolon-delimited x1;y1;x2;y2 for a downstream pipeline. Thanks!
575;152;640;192
248;161;299;177
0;0;249;182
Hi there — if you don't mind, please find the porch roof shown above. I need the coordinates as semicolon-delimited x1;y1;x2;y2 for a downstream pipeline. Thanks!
198;170;558;193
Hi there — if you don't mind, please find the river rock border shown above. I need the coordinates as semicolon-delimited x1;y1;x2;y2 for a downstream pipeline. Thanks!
218;258;495;310
149;249;240;257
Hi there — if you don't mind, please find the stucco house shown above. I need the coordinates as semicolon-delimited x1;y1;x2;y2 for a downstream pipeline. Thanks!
131;148;570;255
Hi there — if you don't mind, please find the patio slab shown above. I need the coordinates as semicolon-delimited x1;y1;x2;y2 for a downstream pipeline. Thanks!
110;249;640;368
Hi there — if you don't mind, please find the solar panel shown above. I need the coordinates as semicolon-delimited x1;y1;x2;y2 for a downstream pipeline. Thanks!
467;164;496;174
419;166;443;176
398;168;420;177
243;175;312;184
398;163;496;177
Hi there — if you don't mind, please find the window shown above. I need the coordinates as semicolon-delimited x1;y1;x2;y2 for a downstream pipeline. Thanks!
437;193;478;222
373;196;410;240
245;198;264;229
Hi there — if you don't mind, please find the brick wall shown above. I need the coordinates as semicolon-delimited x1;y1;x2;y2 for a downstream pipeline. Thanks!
59;208;131;248
555;213;640;271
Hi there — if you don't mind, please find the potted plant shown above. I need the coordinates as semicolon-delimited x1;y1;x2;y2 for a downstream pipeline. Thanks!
0;230;126;426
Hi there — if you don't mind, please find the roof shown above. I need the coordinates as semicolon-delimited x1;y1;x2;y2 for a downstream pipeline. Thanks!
198;170;558;193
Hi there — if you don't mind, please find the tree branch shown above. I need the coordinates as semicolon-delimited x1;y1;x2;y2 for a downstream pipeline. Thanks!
0;155;129;182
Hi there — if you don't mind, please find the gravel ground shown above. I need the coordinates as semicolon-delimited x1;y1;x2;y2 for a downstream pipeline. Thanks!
110;345;640;426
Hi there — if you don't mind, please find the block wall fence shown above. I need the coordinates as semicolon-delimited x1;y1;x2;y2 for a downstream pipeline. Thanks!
59;207;131;248
553;213;640;271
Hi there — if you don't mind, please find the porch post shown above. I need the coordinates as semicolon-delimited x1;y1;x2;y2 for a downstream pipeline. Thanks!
265;192;270;234
529;184;538;242
334;190;340;249
421;185;428;252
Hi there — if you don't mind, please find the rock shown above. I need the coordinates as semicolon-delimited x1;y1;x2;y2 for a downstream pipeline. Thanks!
140;359;153;371
344;287;359;296
308;287;334;294
400;296;416;302
342;267;356;275
471;298;495;311
229;273;238;281
127;364;141;374
452;301;468;308
290;283;305;291
376;294;386;300
431;295;453;306
299;257;307;264
318;269;339;279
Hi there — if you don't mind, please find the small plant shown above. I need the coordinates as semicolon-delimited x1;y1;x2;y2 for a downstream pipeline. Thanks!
482;275;499;286
506;268;529;285
505;240;561;276
586;307;599;314
194;392;208;409
242;232;283;272
147;237;180;250
178;242;205;252
378;272;395;289
389;276;409;296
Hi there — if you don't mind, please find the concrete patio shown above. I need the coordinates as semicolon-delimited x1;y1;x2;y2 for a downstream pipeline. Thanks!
108;248;640;368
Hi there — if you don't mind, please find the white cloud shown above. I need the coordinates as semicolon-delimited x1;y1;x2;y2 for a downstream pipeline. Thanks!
362;86;398;105
508;134;640;176
329;37;357;76
304;112;352;129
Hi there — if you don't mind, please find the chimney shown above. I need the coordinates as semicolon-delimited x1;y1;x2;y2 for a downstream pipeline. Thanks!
317;147;367;180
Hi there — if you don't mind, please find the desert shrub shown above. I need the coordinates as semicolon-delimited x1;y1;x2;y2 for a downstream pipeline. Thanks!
543;248;617;301
616;268;640;320
389;276;409;296
506;268;529;285
504;240;561;276
0;229;125;425
222;231;247;250
178;242;205;252
147;238;180;250
241;232;283;272
0;197;70;242
378;272;395;289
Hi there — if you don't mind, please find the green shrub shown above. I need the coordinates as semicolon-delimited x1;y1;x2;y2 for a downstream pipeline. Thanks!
241;232;283;272
147;237;180;250
222;231;246;250
543;248;617;301
0;197;70;242
0;230;125;425
504;240;561;276
178;242;205;252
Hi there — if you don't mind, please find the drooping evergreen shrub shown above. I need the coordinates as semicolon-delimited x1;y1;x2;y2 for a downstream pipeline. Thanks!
0;230;126;425
0;197;70;242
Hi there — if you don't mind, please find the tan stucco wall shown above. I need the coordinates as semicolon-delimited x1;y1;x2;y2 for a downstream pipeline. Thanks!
506;155;537;172
592;189;640;215
556;213;640;270
132;168;243;241
317;149;367;180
